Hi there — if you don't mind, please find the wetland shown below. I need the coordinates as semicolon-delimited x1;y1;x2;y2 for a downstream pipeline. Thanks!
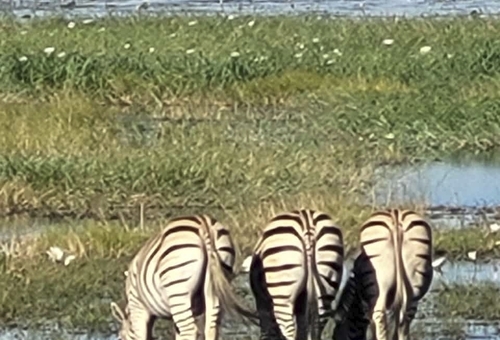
0;13;500;339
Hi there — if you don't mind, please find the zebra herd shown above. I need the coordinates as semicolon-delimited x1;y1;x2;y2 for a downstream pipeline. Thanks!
110;208;434;340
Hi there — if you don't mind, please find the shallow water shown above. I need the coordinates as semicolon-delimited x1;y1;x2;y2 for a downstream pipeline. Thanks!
0;216;58;241
376;161;500;208
374;161;500;229
1;0;500;19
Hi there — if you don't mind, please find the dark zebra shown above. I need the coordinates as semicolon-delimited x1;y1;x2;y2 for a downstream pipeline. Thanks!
333;209;433;340
248;209;345;340
110;214;257;340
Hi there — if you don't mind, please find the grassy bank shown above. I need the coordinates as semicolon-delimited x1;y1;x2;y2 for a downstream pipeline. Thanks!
436;284;500;320
1;15;500;218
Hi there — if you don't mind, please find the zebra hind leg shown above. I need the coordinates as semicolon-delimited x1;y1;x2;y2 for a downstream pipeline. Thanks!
250;257;285;340
203;273;222;340
171;302;200;340
372;309;389;340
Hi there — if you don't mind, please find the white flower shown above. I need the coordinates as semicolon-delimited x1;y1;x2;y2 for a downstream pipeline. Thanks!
240;256;253;273
57;51;66;58
18;56;28;62
490;223;500;233
98;27;106;32
432;256;447;273
227;14;235;20
186;48;195;54
149;47;155;53
46;246;64;262
230;51;240;58
124;43;131;49
384;133;395;140
333;48;342;56
169;33;177;38
46;246;76;266
312;38;320;43
247;20;255;27
298;43;305;49
322;54;329;59
64;255;76;266
20;30;28;35
419;46;431;54
467;250;477;261
188;20;197;26
382;39;394;46
43;47;55;55
67;21;76;29
326;59;334;65
82;19;94;24
294;53;303;58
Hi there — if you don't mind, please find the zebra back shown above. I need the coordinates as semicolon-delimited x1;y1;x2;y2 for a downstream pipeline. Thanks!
120;214;257;324
250;209;344;339
332;209;433;340
359;209;432;300
398;210;433;301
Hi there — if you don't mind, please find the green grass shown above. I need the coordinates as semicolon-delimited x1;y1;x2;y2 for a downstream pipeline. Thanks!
1;14;500;334
0;15;499;219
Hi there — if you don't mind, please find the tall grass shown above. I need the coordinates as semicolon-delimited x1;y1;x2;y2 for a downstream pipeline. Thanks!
2;16;500;94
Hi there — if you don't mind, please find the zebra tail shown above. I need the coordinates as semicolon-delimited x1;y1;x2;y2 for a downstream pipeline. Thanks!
202;224;260;326
308;249;319;340
392;215;407;329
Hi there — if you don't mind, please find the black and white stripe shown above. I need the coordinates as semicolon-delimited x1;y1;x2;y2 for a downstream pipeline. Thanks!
110;214;257;340
249;209;344;340
333;209;433;340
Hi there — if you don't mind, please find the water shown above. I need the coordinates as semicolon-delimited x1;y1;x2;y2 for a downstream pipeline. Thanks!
1;0;500;20
374;161;500;229
376;161;500;208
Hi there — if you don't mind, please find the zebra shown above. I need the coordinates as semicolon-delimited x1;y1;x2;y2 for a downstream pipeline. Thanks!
333;209;434;340
110;214;258;340
248;209;345;340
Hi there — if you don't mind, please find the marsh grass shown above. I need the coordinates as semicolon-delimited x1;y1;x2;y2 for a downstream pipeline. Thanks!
0;212;496;331
436;284;500;320
1;16;500;218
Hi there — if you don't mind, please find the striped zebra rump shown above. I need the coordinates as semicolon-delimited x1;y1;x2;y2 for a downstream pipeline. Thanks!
249;209;344;340
332;209;433;340
110;214;257;340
